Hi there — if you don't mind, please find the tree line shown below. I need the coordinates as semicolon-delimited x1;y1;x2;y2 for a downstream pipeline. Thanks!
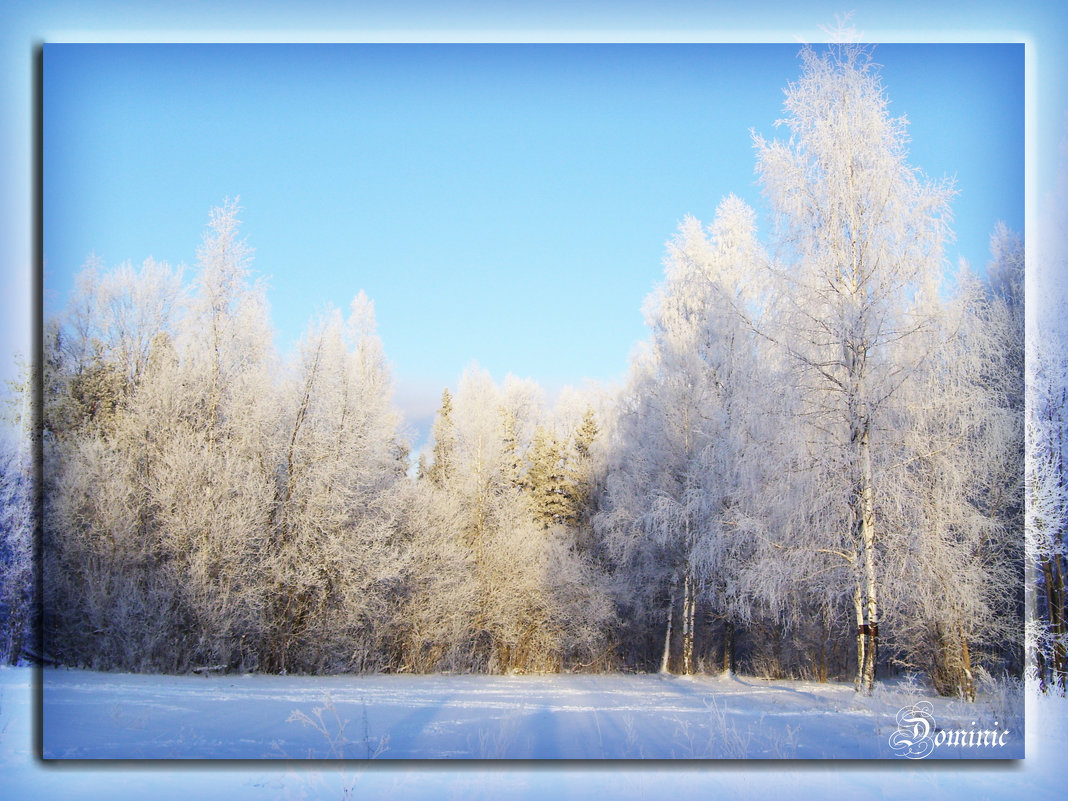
2;43;1054;697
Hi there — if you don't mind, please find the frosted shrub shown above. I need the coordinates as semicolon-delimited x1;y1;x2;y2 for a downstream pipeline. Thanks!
975;671;1024;733
286;693;389;760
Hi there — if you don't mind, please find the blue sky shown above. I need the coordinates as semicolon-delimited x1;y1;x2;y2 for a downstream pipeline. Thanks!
41;42;1023;438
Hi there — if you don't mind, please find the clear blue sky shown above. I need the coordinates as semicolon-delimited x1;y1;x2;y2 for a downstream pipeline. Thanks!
41;42;1023;437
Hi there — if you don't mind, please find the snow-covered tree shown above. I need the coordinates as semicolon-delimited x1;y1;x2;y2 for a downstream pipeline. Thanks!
525;425;574;529
413;366;612;673
1028;255;1067;696
596;196;766;675
881;255;1023;698
42;201;278;671
266;293;407;672
1029;341;1068;694
426;388;457;489
753;43;955;692
0;428;33;664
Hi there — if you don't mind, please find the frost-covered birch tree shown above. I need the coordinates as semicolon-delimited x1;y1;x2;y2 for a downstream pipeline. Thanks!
157;199;278;670
267;293;407;672
596;196;765;675
1029;340;1068;694
881;252;1023;698
0;429;33;664
41;253;193;670
754;43;954;692
1026;215;1067;693
43;200;281;671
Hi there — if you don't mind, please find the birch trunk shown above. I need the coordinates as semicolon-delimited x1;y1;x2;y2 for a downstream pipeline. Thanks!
859;426;878;693
853;574;866;692
660;584;676;674
818;605;830;683
722;619;735;674
958;621;975;702
1045;554;1067;694
682;572;695;675
1056;556;1067;694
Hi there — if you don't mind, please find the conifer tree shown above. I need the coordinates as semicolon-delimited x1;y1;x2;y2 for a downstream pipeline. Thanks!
427;388;457;489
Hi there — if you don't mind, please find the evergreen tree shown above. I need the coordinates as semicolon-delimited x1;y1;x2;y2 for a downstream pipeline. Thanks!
525;425;572;529
427;388;457;489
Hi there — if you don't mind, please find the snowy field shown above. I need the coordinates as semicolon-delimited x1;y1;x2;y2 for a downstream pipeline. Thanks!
4;666;1066;799
38;668;1023;760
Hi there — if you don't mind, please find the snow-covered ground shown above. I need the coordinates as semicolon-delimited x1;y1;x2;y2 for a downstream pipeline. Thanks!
38;668;1023;759
4;666;1066;798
